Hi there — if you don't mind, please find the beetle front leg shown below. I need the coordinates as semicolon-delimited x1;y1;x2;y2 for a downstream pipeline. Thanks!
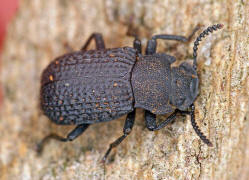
36;124;90;154
145;25;200;55
81;33;106;50
145;110;177;131
102;110;136;162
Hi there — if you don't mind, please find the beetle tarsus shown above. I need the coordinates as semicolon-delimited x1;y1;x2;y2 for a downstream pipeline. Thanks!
37;124;89;154
36;133;68;154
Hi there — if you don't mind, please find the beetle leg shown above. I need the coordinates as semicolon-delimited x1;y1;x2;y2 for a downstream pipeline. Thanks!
145;25;200;55
133;37;142;54
102;110;136;162
36;124;89;154
145;105;213;146
145;110;177;131
81;33;105;50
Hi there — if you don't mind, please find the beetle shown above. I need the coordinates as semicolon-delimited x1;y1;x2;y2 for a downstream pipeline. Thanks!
37;24;223;162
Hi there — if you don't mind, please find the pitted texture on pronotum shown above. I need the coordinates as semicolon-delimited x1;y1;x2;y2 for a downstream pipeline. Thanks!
131;53;175;114
40;47;137;125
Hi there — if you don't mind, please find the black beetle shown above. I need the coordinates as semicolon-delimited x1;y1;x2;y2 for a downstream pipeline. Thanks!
38;24;223;161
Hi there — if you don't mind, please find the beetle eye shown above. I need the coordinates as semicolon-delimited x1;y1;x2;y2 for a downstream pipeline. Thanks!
176;96;185;106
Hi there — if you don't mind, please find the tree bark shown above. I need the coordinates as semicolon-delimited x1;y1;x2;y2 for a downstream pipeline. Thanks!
0;0;248;179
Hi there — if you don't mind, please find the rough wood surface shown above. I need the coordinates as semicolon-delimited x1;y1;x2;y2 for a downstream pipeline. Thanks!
0;0;248;179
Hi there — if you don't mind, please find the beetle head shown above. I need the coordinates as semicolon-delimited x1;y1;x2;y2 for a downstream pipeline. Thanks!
170;62;198;111
169;24;223;111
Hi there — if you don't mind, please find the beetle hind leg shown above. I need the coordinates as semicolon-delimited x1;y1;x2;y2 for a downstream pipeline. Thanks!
81;33;105;50
36;124;90;154
102;110;136;163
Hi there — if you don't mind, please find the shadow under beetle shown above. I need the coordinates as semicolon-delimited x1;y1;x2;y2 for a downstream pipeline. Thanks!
38;24;223;162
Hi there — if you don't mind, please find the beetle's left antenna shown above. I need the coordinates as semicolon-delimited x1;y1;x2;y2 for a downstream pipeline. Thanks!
193;24;223;70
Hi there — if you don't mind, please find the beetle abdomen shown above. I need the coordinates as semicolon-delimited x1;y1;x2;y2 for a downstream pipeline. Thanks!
40;47;137;125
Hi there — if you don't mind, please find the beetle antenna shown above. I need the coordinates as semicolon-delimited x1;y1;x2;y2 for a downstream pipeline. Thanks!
193;24;223;70
190;104;213;146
